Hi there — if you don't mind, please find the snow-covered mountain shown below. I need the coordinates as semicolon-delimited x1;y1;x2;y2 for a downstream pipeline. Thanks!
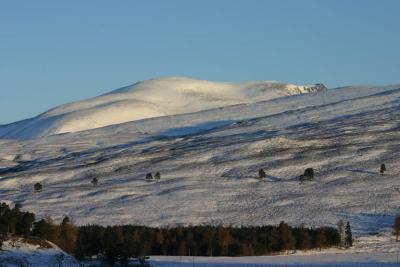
0;77;326;139
0;82;399;236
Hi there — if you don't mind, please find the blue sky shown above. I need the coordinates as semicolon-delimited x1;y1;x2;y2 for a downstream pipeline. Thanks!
0;0;399;124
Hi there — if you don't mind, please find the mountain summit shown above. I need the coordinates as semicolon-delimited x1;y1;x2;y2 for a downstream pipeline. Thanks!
0;77;326;139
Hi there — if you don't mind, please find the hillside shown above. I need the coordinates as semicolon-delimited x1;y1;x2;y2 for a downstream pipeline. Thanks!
0;77;326;139
0;83;399;236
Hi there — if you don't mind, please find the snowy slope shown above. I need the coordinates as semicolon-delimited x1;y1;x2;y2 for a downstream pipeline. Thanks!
0;77;326;139
0;237;80;267
0;83;399;242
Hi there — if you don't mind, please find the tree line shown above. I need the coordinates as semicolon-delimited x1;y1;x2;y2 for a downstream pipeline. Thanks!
0;202;355;265
72;222;342;263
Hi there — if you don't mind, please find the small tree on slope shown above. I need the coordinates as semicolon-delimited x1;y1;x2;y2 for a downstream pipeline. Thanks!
304;168;314;180
91;177;98;186
258;169;266;180
34;183;42;192
145;173;153;180
300;168;314;182
380;164;386;176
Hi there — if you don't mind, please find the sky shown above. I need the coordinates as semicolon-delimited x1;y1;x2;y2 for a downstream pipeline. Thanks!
0;0;399;124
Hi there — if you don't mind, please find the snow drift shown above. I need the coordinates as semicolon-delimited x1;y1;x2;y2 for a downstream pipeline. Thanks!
0;77;326;139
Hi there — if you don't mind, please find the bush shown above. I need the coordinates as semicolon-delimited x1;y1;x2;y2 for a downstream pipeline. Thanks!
91;177;98;186
304;168;314;179
300;168;314;182
34;183;42;192
380;164;386;175
258;169;266;179
145;173;153;180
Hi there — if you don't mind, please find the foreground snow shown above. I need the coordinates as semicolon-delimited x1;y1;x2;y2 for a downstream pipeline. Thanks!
77;234;400;266
84;234;400;266
151;234;400;266
0;237;80;267
150;254;400;267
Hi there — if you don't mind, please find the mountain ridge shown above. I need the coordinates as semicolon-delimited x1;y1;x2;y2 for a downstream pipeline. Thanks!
0;77;326;139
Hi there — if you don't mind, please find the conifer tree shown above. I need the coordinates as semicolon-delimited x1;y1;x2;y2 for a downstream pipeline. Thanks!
337;219;345;247
20;212;35;237
345;221;353;247
32;217;55;241
278;221;295;251
61;216;70;226
394;215;400;241
297;227;311;250
313;228;326;250
58;217;78;254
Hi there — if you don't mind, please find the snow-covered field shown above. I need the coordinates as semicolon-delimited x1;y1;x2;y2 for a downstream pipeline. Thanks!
2;237;399;267
150;254;400;267
0;78;399;264
151;234;400;266
151;233;400;266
